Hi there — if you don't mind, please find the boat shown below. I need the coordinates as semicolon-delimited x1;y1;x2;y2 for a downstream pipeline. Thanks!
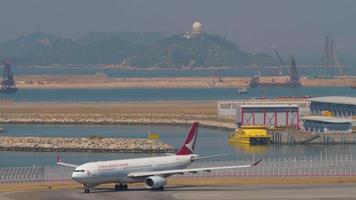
0;87;18;93
237;87;248;94
228;125;271;145
249;77;302;88
230;143;269;154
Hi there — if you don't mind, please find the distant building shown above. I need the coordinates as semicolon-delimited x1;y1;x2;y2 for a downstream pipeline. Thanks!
310;96;356;117
191;21;202;34
236;104;300;129
302;116;352;133
218;100;308;118
183;21;202;39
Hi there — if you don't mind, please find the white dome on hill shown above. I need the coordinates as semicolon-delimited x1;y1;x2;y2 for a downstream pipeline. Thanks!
192;21;202;34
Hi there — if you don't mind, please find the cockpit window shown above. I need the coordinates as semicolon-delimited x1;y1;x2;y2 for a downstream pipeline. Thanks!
74;169;85;172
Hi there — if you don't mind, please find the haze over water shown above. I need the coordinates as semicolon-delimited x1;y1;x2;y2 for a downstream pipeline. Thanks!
1;0;356;64
9;66;356;77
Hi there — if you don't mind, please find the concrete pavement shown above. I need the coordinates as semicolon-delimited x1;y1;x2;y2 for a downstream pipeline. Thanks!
2;184;356;200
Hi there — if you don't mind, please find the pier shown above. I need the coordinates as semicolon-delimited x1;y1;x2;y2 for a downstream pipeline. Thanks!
271;132;356;145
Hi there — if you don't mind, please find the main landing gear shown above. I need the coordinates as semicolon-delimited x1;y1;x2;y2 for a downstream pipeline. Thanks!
156;186;164;191
114;183;128;191
84;184;90;193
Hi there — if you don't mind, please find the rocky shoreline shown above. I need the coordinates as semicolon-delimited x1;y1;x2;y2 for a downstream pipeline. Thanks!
0;136;176;153
0;113;236;131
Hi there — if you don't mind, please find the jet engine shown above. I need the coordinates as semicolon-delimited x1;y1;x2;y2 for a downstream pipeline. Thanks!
144;176;167;189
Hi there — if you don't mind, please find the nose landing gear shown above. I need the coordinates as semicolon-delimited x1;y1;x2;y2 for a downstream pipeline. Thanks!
84;184;90;193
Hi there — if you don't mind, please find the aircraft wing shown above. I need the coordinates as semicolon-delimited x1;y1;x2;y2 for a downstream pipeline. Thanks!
57;162;79;168
56;156;79;168
127;159;261;178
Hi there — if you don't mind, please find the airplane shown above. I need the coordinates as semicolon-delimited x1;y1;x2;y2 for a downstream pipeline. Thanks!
57;122;261;193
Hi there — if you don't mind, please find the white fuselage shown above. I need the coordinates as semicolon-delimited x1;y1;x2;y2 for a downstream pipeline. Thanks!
72;154;194;186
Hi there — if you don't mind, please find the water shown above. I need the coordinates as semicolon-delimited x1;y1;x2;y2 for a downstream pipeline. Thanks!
1;66;355;167
9;65;356;77
1;124;355;167
1;87;355;102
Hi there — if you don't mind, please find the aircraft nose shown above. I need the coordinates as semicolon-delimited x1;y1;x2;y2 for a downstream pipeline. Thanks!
72;171;84;182
71;172;78;180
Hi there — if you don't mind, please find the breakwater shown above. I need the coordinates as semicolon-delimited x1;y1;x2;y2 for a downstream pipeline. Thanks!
0;136;175;153
0;113;236;131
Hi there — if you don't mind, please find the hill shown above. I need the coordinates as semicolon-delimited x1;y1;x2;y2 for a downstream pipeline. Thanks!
0;32;140;65
0;32;277;67
125;33;277;68
0;32;83;64
79;37;141;64
76;31;165;46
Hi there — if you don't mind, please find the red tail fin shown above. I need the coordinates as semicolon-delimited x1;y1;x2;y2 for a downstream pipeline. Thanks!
56;155;62;163
176;122;199;155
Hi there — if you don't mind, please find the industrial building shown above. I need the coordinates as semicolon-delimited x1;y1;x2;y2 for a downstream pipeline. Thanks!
218;101;239;117
302;116;352;133
310;96;356;117
236;104;300;129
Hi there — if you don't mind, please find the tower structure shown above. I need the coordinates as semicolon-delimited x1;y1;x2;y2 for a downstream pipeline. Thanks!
1;60;18;93
321;36;343;78
289;55;301;86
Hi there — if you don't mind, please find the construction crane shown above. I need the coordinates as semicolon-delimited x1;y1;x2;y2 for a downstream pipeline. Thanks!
289;55;301;86
321;36;345;78
271;45;301;87
272;44;290;76
330;40;344;78
249;44;301;88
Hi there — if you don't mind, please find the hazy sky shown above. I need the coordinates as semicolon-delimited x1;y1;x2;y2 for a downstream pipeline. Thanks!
0;0;355;58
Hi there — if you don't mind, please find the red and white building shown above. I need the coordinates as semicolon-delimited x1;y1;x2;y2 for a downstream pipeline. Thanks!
236;104;300;129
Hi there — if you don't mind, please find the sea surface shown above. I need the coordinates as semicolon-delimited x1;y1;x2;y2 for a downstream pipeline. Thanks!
1;87;355;102
1;66;355;168
0;124;355;167
9;65;356;77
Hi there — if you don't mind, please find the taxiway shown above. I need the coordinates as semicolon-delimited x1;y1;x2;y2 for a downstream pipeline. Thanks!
1;184;356;200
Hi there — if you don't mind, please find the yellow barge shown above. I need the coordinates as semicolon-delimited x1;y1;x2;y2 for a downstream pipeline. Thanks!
228;125;271;145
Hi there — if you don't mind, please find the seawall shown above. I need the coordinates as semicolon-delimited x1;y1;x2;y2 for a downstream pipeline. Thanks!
0;112;236;131
0;136;176;153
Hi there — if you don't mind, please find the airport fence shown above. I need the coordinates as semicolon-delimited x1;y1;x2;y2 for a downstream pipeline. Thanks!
185;154;356;177
0;165;72;184
1;154;356;184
